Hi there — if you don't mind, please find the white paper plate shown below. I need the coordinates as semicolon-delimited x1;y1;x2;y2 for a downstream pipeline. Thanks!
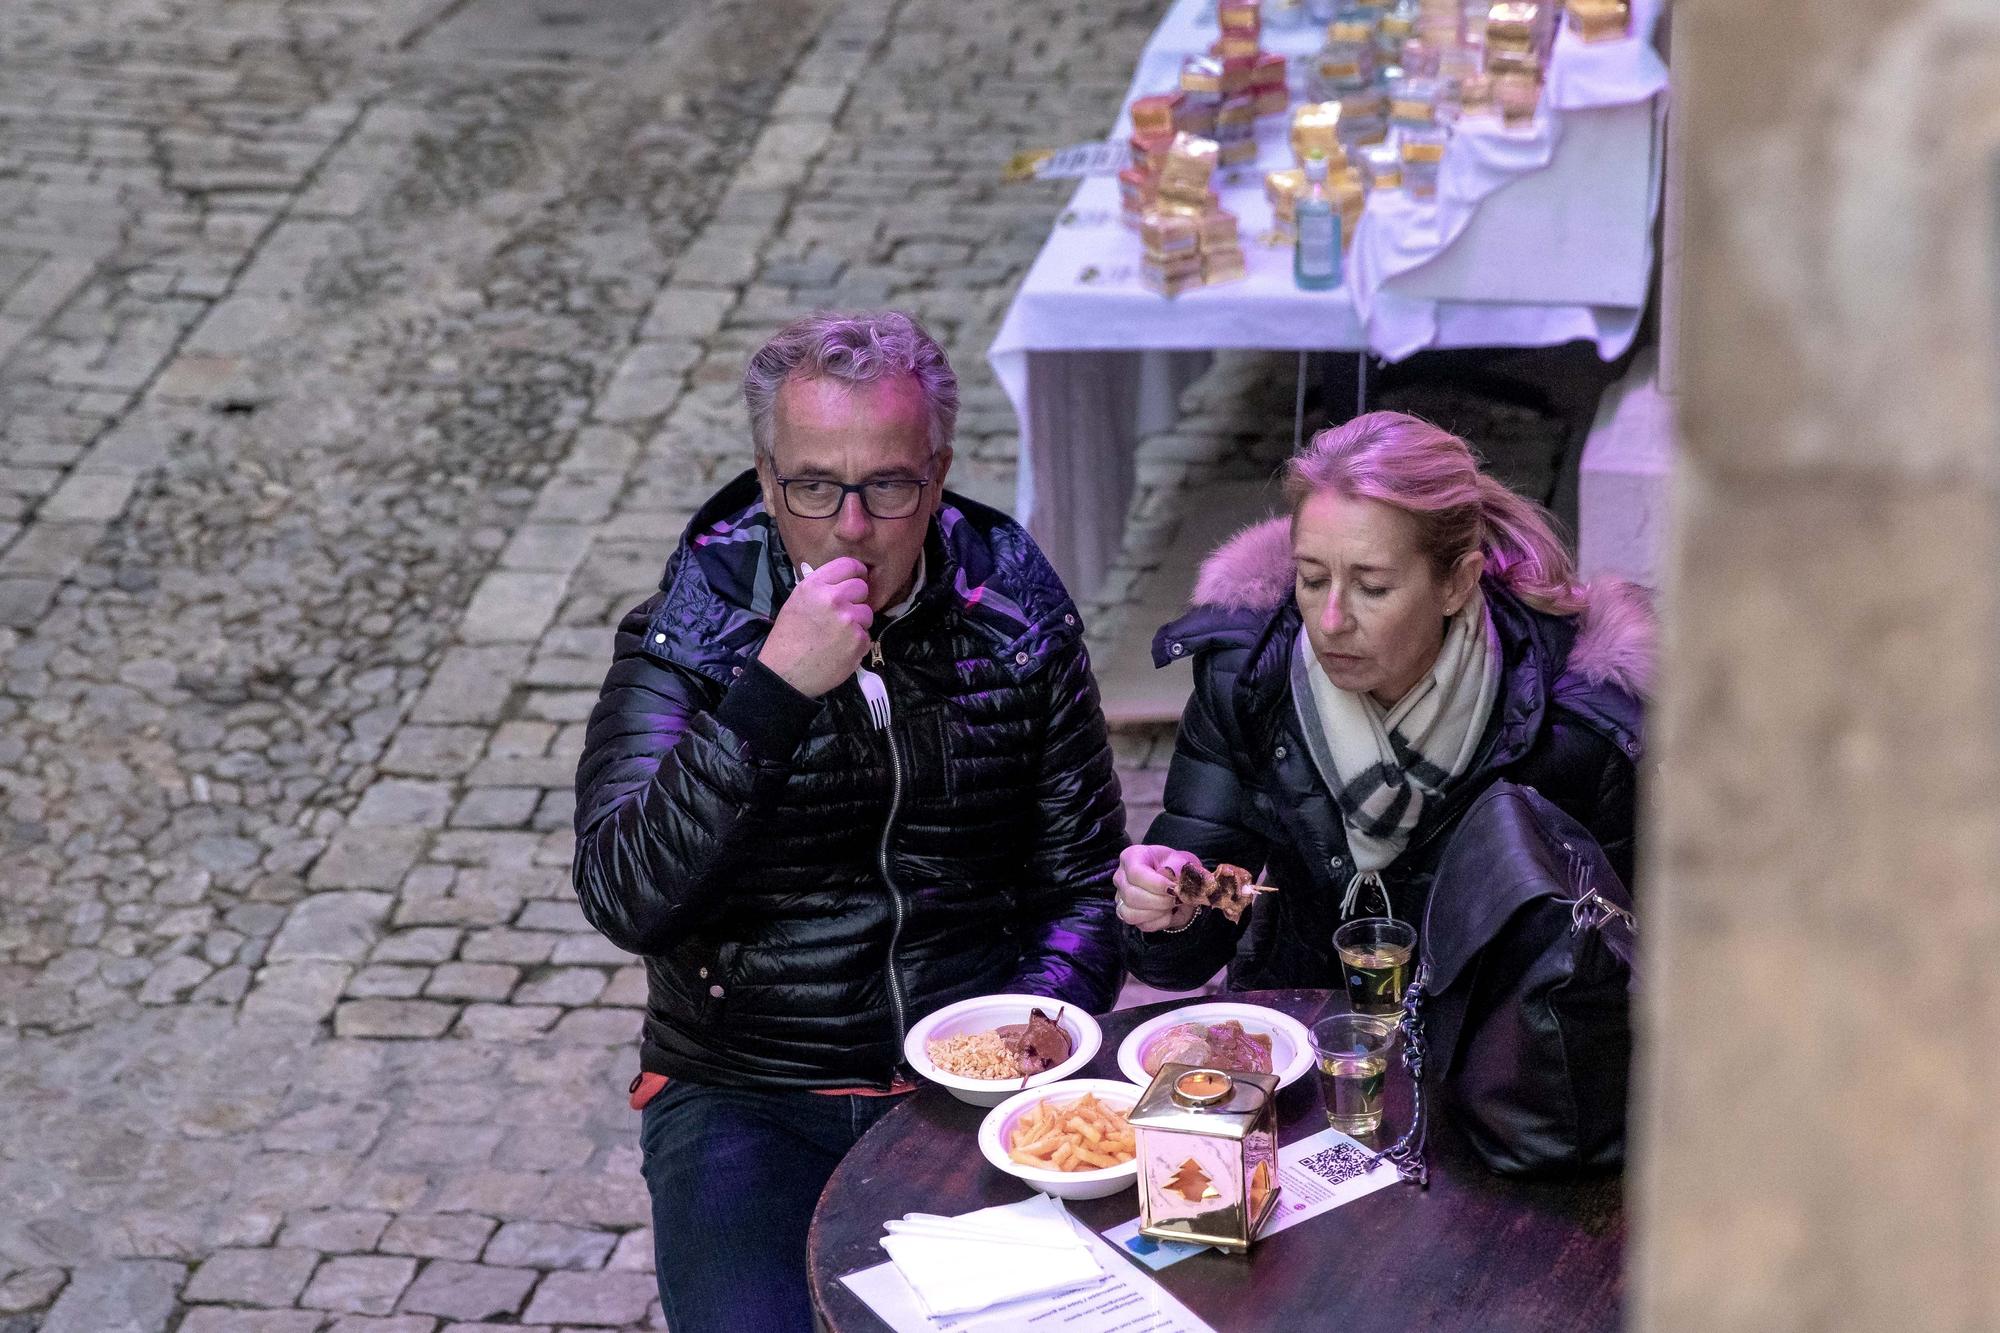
1115;1001;1314;1092
977;1078;1144;1200
904;994;1103;1107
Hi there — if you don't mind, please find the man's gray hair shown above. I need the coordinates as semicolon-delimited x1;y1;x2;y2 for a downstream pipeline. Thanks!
743;311;959;462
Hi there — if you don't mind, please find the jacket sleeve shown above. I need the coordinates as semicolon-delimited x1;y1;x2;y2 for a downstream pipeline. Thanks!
570;600;820;956
1004;639;1127;1014
1123;652;1273;991
1584;740;1640;896
1549;677;1644;898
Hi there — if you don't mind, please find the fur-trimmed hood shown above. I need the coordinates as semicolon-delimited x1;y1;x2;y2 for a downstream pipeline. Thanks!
1180;515;1653;697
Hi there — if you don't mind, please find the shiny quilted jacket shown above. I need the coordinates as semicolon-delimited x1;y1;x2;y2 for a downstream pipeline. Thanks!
572;471;1125;1089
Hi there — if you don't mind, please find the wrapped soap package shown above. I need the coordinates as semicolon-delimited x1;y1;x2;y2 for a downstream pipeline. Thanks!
1494;69;1539;125
1197;209;1246;286
1218;0;1261;32
1176;92;1222;138
1131;92;1184;138
1197;209;1241;252
1484;1;1540;51
1140;210;1199;259
1313;20;1377;97
1181;55;1225;96
1215;95;1259;165
1335;90;1390;146
1290;102;1346;167
1485;45;1541;78
1359;140;1403;192
1220;54;1259;96
1141;261;1203;297
1565;0;1630;42
1417;0;1463;47
1399;37;1441;77
1332;167;1365;241
1216;94;1259;138
1250;52;1289;116
1455;70;1494;117
1131;1064;1282;1252
1140;208;1203;298
1129;131;1174;177
1155;188;1222;217
1214;30;1263;60
1400;126;1446;199
1266;166;1306;227
1202;247;1248;285
1119;164;1157;220
1389;75;1438;129
1377;9;1413;61
1159;132;1221;202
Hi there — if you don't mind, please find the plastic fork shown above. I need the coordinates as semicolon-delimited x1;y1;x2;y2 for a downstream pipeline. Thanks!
799;562;892;731
854;661;892;731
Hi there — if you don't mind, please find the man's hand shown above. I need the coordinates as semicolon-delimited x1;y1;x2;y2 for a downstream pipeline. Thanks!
1114;844;1203;932
758;556;873;698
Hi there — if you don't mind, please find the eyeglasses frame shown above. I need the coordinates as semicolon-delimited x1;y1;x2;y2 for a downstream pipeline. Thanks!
772;468;936;521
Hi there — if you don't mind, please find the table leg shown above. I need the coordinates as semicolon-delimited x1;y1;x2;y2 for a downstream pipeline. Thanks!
1019;348;1211;597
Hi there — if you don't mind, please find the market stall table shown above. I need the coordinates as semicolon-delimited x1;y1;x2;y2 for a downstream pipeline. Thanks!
808;989;1623;1332
987;0;1670;594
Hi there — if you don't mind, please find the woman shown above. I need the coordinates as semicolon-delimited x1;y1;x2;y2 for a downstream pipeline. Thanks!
1117;411;1649;991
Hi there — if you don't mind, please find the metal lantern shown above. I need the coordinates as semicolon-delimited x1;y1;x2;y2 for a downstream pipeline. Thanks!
1128;1063;1281;1251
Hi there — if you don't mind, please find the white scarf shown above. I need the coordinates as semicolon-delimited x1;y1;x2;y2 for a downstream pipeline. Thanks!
1292;591;1501;919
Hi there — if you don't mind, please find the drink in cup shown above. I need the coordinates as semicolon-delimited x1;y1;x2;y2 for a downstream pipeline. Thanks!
1310;1013;1397;1136
1334;916;1416;1022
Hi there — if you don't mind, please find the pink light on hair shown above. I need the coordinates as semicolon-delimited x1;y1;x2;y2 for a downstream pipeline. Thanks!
742;310;959;462
1283;410;1584;616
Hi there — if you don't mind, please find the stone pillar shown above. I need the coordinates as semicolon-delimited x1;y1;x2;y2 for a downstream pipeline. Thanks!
1632;3;2000;1330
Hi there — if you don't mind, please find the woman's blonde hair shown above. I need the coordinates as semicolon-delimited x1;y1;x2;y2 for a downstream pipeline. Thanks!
1282;410;1584;616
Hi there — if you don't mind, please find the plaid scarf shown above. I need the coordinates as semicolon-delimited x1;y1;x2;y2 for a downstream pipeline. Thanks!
1291;592;1501;919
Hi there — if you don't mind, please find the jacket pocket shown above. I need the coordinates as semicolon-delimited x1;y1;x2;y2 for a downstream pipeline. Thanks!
671;939;738;1026
900;704;956;802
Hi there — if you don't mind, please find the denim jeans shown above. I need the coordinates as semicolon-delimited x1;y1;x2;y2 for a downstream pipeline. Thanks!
639;1080;908;1333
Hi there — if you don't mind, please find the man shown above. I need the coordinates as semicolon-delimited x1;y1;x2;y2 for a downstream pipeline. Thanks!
571;311;1125;1333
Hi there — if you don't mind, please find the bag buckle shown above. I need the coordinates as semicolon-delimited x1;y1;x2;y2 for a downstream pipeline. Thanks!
1569;887;1635;936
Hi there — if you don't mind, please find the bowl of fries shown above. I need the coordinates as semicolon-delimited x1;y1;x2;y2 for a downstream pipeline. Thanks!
976;1079;1145;1200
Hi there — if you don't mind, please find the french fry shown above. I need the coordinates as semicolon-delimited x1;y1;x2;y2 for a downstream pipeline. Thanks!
1005;1093;1137;1173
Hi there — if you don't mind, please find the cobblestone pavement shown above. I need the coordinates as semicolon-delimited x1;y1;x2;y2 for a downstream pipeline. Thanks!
0;0;1287;1327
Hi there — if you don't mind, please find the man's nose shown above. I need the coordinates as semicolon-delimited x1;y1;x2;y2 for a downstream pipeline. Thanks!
834;490;872;542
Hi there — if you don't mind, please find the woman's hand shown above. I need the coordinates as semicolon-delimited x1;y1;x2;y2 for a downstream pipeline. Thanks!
1114;844;1203;932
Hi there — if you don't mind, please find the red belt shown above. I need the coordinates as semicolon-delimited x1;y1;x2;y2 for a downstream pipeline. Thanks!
628;1072;917;1110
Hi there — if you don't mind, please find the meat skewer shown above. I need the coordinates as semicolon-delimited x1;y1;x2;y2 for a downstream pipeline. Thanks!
1172;860;1274;923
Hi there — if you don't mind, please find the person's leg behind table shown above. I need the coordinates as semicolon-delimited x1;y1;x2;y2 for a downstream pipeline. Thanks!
639;1081;904;1333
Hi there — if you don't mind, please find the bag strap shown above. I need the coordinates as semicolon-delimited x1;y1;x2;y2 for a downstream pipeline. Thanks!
1373;960;1433;1188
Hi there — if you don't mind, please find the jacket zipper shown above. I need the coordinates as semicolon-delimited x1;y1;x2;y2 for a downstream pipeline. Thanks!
870;627;910;1077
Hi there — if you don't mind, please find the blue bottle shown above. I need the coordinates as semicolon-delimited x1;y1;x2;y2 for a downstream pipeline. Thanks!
1293;152;1342;291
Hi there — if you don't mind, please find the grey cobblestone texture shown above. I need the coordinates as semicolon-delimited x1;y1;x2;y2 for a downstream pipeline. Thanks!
0;0;1226;1326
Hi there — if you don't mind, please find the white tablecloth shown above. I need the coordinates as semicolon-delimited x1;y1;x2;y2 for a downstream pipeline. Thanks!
985;0;1669;592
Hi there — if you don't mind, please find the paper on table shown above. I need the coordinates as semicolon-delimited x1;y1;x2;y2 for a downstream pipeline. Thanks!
878;1194;1105;1318
1104;1124;1401;1268
843;1198;1217;1333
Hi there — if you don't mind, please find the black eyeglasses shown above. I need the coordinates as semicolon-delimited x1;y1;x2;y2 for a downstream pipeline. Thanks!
775;472;932;520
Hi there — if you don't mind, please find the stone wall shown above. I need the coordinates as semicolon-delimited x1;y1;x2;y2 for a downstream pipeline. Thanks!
1632;2;2000;1328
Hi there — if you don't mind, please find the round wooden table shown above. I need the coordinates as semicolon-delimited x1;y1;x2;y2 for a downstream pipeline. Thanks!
808;989;1623;1332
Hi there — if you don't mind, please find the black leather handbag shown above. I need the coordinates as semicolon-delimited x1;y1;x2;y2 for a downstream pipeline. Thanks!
1381;781;1637;1181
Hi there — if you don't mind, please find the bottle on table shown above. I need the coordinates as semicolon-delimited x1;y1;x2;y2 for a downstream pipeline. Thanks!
1293;150;1342;291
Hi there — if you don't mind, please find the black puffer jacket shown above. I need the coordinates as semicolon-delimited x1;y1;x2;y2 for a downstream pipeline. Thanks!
573;471;1125;1090
1126;517;1648;992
